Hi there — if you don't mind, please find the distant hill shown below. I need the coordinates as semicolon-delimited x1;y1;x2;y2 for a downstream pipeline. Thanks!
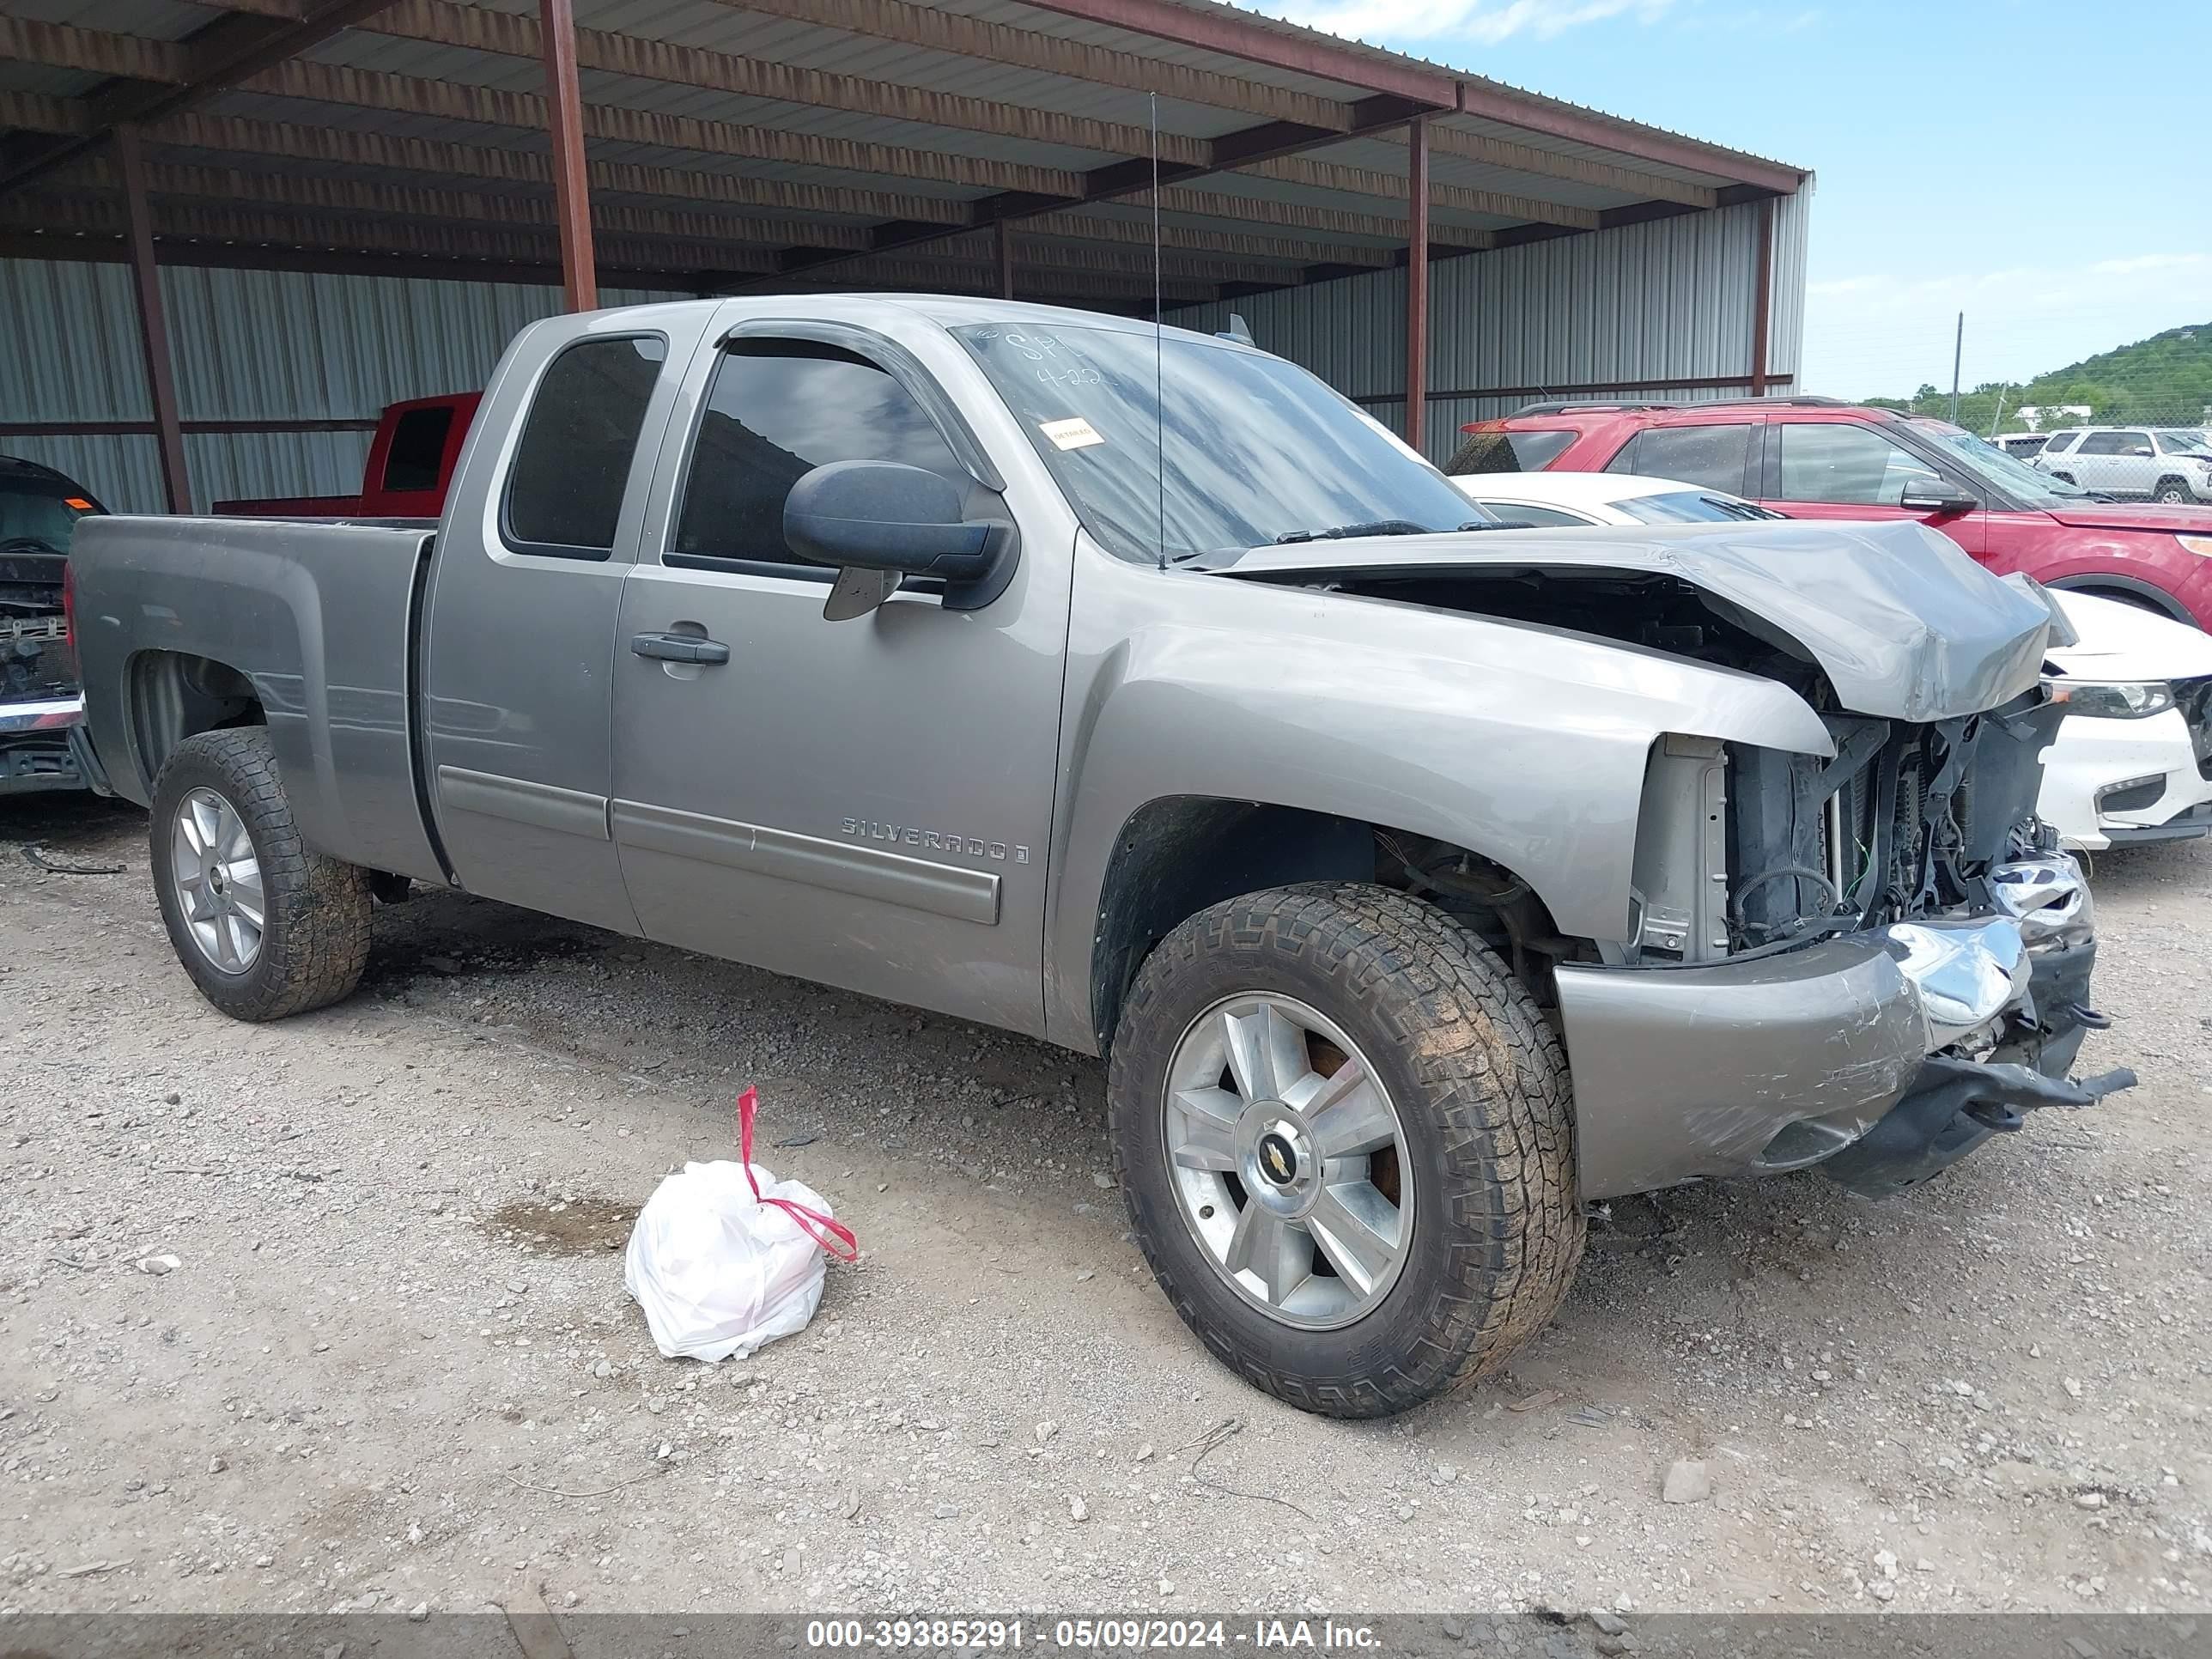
1863;322;2212;432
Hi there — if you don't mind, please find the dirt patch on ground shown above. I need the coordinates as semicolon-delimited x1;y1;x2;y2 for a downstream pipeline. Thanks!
483;1195;637;1257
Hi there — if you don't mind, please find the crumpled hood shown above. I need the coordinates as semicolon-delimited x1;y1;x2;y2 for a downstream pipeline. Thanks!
1213;516;2056;722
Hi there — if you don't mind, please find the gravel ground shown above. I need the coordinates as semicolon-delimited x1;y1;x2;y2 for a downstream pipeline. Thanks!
3;793;2208;1620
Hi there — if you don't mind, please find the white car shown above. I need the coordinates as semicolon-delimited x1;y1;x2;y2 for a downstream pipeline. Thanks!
1453;471;2212;851
1455;470;1788;528
2042;591;2212;848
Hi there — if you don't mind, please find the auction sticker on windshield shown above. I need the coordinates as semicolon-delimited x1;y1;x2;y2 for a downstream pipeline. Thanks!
1040;416;1106;451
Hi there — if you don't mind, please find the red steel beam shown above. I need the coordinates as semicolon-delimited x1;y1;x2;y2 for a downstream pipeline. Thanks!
537;0;596;311
1404;115;1429;455
1749;195;1774;396
1353;371;1796;411
112;125;192;514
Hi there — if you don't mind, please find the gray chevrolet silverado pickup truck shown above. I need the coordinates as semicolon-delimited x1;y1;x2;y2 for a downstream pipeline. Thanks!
70;295;2125;1418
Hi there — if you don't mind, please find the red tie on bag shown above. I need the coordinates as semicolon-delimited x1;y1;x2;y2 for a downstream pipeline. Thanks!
737;1086;859;1262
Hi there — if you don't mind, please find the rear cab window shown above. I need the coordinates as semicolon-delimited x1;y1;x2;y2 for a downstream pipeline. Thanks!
502;335;668;560
1444;428;1577;475
382;405;456;494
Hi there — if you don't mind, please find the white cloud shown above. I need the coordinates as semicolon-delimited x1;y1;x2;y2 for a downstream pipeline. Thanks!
1261;0;1667;46
1799;252;2212;398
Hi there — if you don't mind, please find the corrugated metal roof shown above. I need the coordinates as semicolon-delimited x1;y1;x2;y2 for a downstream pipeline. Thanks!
0;0;1813;499
0;0;1812;309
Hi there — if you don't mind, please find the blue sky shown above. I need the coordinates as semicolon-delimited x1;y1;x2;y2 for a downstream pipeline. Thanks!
1244;0;2209;399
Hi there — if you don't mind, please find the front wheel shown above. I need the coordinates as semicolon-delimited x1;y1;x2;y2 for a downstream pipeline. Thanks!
1109;883;1583;1418
2154;477;2198;505
149;728;372;1020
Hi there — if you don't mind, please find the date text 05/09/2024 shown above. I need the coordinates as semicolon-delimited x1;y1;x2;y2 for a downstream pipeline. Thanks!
804;1618;1382;1650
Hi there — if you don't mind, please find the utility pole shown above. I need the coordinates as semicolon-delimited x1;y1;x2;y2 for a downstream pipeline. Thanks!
1948;312;1963;424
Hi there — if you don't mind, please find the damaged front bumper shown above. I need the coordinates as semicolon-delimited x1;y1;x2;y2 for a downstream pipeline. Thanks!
1559;852;2130;1201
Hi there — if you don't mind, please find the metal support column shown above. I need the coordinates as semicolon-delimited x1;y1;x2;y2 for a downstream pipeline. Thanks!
538;0;598;311
1404;114;1430;456
1748;195;1774;396
995;222;1015;300
114;125;191;514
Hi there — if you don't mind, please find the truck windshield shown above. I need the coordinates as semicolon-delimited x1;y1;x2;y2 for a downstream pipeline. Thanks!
951;322;1486;562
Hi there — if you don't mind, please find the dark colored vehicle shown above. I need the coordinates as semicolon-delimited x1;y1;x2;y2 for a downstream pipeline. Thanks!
1449;397;2212;628
0;455;100;795
216;392;480;520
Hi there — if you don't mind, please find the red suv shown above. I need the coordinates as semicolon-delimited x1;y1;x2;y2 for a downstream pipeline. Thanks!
1449;397;2212;628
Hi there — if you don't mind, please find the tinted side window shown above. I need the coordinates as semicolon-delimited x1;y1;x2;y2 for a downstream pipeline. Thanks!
382;405;453;493
1443;427;1576;475
1474;501;1592;526
505;335;667;558
673;341;966;565
2042;432;2077;453
1615;424;1753;493
2076;432;2126;455
1776;422;1942;506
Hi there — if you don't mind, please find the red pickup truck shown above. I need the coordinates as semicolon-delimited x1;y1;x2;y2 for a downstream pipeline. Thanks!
216;392;480;520
1449;398;2212;628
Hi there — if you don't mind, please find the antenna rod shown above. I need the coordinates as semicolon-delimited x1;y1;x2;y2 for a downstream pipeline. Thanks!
1151;91;1166;573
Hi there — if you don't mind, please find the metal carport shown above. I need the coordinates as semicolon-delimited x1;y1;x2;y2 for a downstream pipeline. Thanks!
0;0;1810;509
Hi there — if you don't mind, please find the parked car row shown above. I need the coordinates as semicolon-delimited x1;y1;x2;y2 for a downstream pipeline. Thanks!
1452;471;2212;850
2032;426;2212;505
1449;395;2212;628
63;297;2131;1419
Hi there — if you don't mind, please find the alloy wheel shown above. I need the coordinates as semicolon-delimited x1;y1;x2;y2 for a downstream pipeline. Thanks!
1160;993;1413;1330
171;787;265;973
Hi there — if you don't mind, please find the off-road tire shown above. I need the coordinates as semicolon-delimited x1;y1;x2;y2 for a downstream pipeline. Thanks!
1109;882;1583;1418
2154;476;2197;506
149;728;372;1021
2051;471;2075;485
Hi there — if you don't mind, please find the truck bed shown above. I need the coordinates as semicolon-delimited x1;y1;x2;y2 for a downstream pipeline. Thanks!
70;514;449;884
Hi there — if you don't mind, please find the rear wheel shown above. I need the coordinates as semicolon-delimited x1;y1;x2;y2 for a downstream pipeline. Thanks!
149;728;372;1020
1109;883;1583;1419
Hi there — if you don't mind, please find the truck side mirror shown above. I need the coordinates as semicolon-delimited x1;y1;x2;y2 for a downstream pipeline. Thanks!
783;460;1014;618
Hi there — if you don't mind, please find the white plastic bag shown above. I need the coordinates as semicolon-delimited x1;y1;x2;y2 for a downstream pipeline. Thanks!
623;1088;854;1362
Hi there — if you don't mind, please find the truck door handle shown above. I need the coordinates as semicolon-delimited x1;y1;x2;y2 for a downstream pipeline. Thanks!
631;631;731;665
